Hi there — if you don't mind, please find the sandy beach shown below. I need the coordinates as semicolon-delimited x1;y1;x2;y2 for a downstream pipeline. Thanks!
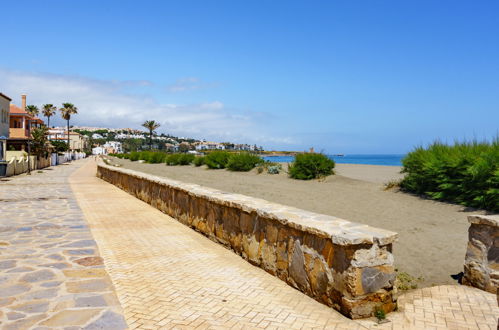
109;157;485;288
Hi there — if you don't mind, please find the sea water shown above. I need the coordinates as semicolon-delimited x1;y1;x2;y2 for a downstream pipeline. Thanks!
262;154;405;166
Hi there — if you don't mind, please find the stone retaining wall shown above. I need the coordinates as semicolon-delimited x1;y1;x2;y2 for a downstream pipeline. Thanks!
97;163;398;319
463;215;499;294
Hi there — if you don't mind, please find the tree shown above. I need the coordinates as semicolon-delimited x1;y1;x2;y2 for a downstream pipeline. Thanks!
30;126;51;158
59;103;78;154
142;120;160;150
50;140;68;153
42;104;57;127
25;105;39;118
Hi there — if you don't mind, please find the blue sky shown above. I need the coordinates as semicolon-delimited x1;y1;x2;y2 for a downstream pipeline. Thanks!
1;1;498;153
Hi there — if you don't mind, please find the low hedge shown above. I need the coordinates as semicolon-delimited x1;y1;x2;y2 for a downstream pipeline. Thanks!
165;153;195;165
226;152;264;171
193;156;205;167
401;139;499;212
129;151;140;161
288;153;335;180
204;151;231;169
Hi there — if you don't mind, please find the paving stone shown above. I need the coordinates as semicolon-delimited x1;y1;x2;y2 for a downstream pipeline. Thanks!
22;288;59;300
11;300;49;313
3;314;47;330
20;269;56;283
64;249;95;256
61;239;96;248
7;311;26;320
66;279;112;293
73;256;104;266
83;310;128;330
0;260;16;269
40;262;71;269
6;266;34;273
1;283;31;296
0;297;15;307
63;269;107;278
40;280;63;288
40;309;103;327
75;295;108;307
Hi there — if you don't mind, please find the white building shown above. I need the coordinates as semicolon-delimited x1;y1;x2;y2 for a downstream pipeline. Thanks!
115;133;146;139
103;141;123;153
92;146;106;155
92;133;104;139
195;142;225;151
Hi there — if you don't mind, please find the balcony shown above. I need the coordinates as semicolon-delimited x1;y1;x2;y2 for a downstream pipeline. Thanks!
9;128;30;139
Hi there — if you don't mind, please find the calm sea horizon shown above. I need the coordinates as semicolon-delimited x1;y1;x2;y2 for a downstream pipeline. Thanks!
262;154;405;166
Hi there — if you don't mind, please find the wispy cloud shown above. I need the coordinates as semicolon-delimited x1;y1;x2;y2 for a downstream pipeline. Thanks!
0;68;293;147
167;77;218;93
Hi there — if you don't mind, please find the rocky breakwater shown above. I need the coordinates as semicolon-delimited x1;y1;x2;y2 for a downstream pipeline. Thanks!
97;162;398;319
463;215;499;294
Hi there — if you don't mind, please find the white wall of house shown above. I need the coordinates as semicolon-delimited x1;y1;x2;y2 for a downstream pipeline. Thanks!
0;94;11;161
92;146;106;155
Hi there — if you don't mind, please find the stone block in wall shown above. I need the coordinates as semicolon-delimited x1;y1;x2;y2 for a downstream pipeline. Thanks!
463;215;499;294
96;163;398;319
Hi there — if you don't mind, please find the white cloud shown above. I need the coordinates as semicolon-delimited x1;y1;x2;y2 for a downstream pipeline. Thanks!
0;68;294;147
167;77;217;93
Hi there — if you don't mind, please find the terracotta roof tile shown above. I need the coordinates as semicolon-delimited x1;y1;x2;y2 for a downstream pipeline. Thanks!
9;104;28;114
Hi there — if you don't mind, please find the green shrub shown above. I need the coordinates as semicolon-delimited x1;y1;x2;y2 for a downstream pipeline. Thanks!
147;152;167;164
267;164;281;174
401;138;499;212
256;161;282;174
129;151;140;161
165;153;195;165
226;152;263;171
204;151;230;169
139;151;151;162
178;154;195;165
165;154;181;165
288;153;335;180
193;156;205;167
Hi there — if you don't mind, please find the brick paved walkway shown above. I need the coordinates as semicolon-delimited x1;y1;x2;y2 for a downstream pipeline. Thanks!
72;159;498;330
70;159;363;329
0;161;126;329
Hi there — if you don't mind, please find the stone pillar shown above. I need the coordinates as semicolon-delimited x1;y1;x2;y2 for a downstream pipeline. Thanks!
463;215;499;294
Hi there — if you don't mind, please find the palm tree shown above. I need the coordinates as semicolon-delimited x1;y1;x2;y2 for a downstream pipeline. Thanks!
59;103;78;154
30;126;50;158
142;120;161;150
25;105;39;118
24;105;39;174
42;104;57;127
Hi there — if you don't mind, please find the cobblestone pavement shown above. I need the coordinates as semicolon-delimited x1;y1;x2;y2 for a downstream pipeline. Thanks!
0;161;127;329
70;159;498;330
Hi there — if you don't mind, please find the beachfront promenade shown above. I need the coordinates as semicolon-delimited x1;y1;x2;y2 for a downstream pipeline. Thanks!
1;159;497;329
